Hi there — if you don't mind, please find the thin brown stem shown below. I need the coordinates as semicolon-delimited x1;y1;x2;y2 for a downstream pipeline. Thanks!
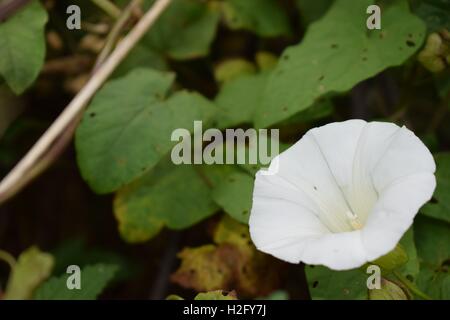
94;0;143;71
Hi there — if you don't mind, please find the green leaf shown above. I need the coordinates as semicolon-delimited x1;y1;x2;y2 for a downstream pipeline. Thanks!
368;278;408;300
257;0;426;128
0;0;48;94
34;264;118;300
143;0;220;60
305;265;367;300
398;228;420;280
215;72;270;128
412;0;450;32
371;244;408;271
51;238;133;282
416;267;450;300
295;0;333;24
222;0;291;37
211;170;254;224
75;68;215;194
257;290;289;300
5;247;54;300
422;153;450;223
166;294;184;300
214;58;256;84
113;44;167;78
415;216;450;269
113;161;218;243
414;216;450;299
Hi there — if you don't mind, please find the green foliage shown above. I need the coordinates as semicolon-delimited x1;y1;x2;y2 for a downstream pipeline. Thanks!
221;0;291;37
305;229;421;300
412;0;450;32
4;247;54;300
258;0;426;127
0;1;48;94
258;290;289;300
113;161;218;243
211;170;254;224
422;153;450;223
113;44;168;78
34;264;118;300
368;278;408;300
76;68;215;193
51;238;133;282
215;71;271;128
414;216;450;299
305;265;367;300
398;228;420;279
214;59;256;84
143;0;220;60
295;0;333;24
371;244;408;271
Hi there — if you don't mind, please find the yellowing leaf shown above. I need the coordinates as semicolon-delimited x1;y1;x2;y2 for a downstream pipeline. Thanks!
171;216;283;297
5;247;54;300
195;290;237;300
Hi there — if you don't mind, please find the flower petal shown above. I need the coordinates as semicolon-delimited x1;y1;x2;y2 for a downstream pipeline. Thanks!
250;172;368;269
362;172;436;261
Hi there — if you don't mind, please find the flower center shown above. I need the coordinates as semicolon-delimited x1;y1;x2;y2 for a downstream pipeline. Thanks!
345;210;363;230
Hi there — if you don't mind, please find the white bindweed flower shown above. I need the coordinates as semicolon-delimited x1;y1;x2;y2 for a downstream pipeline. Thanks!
249;120;436;270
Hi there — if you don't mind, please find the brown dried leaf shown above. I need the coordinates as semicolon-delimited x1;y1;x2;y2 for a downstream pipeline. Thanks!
171;216;283;297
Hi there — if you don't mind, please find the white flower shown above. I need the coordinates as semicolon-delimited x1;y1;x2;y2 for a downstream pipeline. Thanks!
249;120;436;270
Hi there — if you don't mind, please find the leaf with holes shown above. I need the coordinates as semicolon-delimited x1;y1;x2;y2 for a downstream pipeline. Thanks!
75;68;215;194
0;1;48;94
305;265;367;300
257;0;426;127
215;70;332;128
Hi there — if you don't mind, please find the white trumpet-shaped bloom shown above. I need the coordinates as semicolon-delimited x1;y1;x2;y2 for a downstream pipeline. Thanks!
249;120;436;270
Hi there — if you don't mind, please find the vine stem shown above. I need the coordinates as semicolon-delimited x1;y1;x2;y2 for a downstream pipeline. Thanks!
0;0;30;22
393;270;432;300
0;250;16;270
90;0;122;19
0;0;173;205
94;0;143;71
